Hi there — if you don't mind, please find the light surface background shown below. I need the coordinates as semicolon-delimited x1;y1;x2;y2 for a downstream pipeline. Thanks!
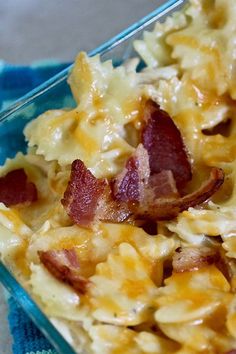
0;0;164;64
0;0;164;353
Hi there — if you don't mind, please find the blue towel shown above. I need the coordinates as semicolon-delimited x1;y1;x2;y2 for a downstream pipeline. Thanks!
0;61;70;354
8;298;56;354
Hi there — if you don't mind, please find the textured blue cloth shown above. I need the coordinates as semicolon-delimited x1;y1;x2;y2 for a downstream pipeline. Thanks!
0;61;69;111
8;298;56;354
0;61;70;354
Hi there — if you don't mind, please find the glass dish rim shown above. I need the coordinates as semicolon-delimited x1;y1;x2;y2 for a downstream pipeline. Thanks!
0;1;185;353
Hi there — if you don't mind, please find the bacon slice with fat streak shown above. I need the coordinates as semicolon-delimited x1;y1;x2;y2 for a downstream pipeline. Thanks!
112;144;150;202
62;161;223;225
142;100;192;190
136;167;224;221
61;159;107;227
38;249;89;294
112;147;179;203
62;98;224;226
147;170;180;200
0;168;37;207
96;183;132;223
61;159;131;227
112;100;223;219
172;246;219;273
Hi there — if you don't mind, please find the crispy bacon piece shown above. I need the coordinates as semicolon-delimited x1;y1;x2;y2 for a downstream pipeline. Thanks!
225;351;236;354
172;246;219;273
62;162;223;226
137;167;224;220
61;159;107;227
112;144;150;202
38;249;89;294
147;170;179;200
97;183;132;223
142;100;192;189
62;159;131;227
0;168;37;207
62;103;224;227
112;147;178;203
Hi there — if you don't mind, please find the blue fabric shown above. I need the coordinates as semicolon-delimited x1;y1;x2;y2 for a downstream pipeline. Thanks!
0;61;69;111
0;61;70;354
8;298;56;354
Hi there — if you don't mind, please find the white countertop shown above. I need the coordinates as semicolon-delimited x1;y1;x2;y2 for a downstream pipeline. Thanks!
0;0;165;352
0;0;164;64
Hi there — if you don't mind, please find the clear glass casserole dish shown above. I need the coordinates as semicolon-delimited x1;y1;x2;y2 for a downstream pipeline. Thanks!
0;1;187;353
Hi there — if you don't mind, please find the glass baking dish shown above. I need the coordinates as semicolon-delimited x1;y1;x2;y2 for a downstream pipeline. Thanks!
0;0;186;353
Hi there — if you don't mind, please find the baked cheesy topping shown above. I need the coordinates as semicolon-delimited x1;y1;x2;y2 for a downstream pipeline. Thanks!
0;1;236;353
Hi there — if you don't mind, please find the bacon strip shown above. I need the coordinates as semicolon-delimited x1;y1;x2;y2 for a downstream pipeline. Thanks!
142;100;192;189
96;183;131;223
61;159;107;227
112;147;178;203
172;246;219;273
38;249;89;294
62;100;224;226
137;167;224;221
62;162;223;226
0;168;37;207
112;144;150;203
62;159;131;227
147;170;179;200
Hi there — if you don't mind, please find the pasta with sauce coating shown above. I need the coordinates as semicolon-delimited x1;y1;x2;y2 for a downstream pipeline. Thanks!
0;1;236;353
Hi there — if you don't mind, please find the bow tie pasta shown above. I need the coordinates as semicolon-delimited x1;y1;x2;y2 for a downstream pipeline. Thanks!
0;0;236;353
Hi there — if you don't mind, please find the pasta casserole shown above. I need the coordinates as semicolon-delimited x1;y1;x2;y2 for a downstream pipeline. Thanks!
0;0;236;353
